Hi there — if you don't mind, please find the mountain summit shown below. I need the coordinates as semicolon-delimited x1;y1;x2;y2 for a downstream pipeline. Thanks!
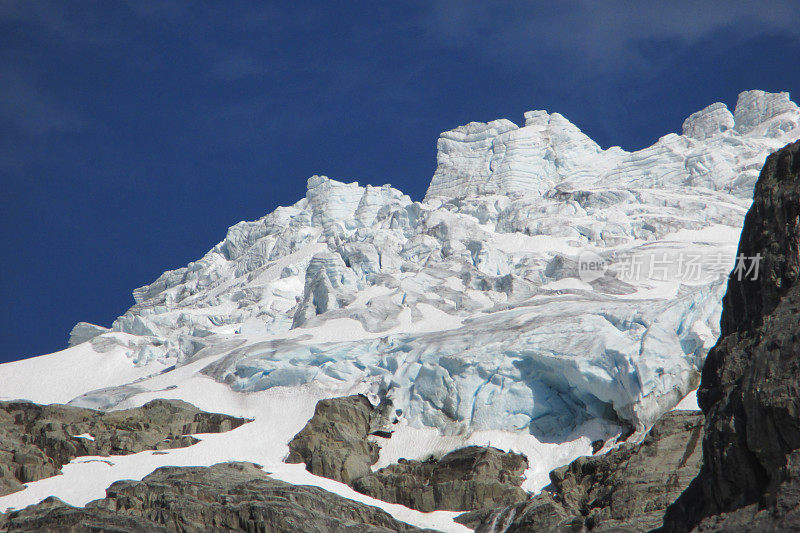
2;90;800;530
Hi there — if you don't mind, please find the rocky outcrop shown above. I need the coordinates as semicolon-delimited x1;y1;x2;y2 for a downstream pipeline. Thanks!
0;399;249;496
0;462;431;532
662;140;800;530
1;495;168;533
285;394;389;485
353;446;529;513
458;411;704;532
286;396;531;513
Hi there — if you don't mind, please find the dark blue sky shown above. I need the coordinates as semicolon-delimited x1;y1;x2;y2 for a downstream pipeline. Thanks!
2;1;800;363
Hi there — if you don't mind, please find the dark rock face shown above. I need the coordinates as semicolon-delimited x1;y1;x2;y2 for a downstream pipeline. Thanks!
662;140;800;531
0;399;249;496
353;445;529;513
718;140;800;338
0;462;430;532
458;411;705;532
285;394;385;485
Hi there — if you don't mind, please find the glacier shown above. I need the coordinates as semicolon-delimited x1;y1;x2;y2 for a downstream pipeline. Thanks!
53;89;800;439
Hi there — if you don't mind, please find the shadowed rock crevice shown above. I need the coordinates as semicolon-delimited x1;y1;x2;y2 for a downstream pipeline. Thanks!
0;399;250;496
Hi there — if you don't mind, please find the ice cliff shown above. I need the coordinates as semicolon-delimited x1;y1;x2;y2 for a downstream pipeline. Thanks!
69;90;800;437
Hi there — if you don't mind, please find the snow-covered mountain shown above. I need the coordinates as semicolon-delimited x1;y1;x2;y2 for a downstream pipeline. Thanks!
2;90;799;530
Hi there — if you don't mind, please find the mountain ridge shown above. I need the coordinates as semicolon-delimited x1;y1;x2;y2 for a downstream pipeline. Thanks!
2;89;800;531
54;89;799;435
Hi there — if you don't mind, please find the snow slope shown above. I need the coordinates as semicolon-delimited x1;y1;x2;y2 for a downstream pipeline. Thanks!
0;339;603;532
0;348;468;532
2;89;799;530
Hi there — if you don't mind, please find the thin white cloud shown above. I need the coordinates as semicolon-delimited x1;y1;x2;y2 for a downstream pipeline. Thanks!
212;54;265;81
0;67;84;136
0;1;129;46
417;0;800;73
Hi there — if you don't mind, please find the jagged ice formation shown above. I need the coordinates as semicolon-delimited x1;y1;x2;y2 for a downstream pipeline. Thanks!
67;90;800;438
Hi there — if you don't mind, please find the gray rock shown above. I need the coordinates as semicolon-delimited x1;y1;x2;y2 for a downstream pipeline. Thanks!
459;411;704;532
0;399;249;496
286;396;530;513
661;140;800;531
1;462;430;532
353;446;529;513
0;495;169;532
285;394;385;485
